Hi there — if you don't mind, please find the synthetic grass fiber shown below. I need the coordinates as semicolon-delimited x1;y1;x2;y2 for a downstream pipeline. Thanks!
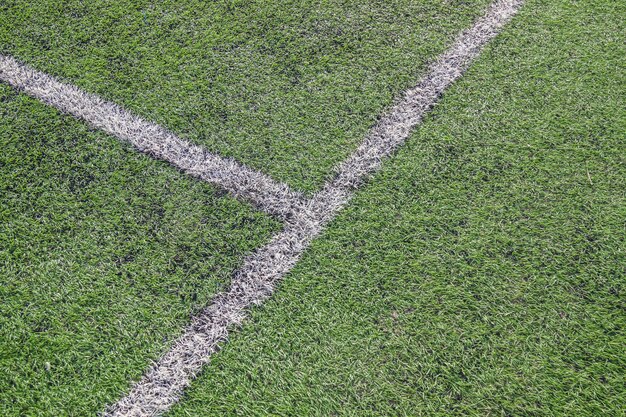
167;0;626;415
0;0;624;415
105;2;524;414
0;84;279;416
0;0;491;191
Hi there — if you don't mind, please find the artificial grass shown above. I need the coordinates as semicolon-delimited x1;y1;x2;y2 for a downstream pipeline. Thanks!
0;0;491;192
168;0;626;415
0;84;280;416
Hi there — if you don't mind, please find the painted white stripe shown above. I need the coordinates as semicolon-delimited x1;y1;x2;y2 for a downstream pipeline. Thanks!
311;0;525;217
104;1;524;415
0;55;304;219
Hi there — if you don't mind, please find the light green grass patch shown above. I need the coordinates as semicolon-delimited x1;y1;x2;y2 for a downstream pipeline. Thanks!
168;0;625;415
0;84;279;416
0;0;491;191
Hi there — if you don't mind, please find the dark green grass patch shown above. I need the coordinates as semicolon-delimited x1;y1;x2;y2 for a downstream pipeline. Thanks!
0;84;279;416
0;0;490;191
168;0;625;415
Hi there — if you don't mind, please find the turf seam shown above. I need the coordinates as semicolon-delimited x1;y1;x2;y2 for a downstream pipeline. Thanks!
102;1;525;415
0;55;305;220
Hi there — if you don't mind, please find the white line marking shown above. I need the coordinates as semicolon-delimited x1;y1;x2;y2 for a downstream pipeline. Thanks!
0;55;304;219
104;1;524;415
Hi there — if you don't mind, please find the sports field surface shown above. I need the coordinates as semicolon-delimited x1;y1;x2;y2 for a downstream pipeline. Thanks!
1;0;624;416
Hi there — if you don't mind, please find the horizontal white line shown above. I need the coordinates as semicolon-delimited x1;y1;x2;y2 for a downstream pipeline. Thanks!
104;0;525;415
0;55;305;219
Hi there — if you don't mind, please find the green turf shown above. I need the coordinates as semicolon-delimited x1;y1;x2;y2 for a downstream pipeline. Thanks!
168;0;626;415
0;84;280;416
0;0;491;192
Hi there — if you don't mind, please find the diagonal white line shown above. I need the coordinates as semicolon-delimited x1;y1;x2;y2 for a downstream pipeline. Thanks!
311;0;525;218
104;1;525;415
0;55;305;219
